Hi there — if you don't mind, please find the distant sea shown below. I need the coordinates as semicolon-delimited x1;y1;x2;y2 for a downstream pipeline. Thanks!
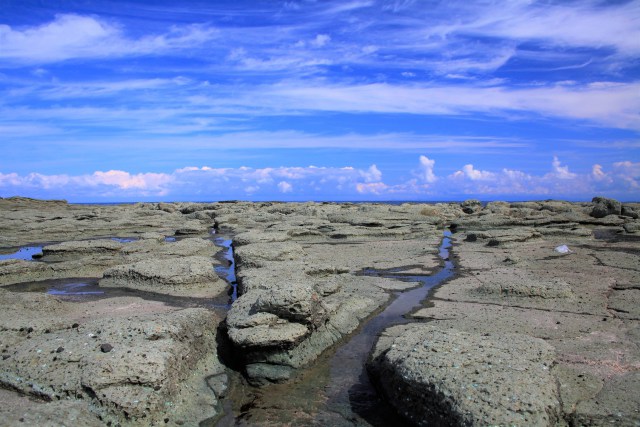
72;200;469;206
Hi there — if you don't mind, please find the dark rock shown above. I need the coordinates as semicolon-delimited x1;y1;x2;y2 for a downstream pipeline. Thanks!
56;346;64;353
621;205;639;219
461;199;482;214
100;343;113;353
591;197;622;218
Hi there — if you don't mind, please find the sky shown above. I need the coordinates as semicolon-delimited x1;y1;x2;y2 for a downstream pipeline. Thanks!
0;0;639;202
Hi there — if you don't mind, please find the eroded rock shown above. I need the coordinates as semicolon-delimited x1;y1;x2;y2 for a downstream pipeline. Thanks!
369;324;561;426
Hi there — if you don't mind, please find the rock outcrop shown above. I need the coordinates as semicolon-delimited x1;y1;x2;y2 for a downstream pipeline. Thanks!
369;324;560;426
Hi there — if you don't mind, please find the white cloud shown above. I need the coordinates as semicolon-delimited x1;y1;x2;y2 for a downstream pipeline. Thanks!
311;34;331;48
418;155;437;183
0;14;217;64
0;164;382;199
550;156;577;179
360;164;382;183
612;161;640;189
259;81;640;130
356;182;388;195
451;164;496;181
592;164;610;183
277;181;293;193
1;157;638;200
89;170;173;190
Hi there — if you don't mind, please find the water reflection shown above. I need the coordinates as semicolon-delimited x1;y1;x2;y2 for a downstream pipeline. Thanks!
0;246;43;261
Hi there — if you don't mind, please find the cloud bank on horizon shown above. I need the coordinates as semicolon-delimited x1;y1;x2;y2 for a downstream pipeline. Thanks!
0;0;638;201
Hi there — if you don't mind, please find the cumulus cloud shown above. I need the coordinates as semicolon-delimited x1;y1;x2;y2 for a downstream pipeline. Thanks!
277;181;293;193
355;182;388;195
403;156;638;199
450;164;496;181
549;156;577;179
417;155;437;183
1;156;638;201
0;164;382;200
89;170;173;190
360;164;382;183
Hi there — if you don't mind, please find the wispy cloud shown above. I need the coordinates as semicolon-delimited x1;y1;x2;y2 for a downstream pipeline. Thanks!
0;14;217;64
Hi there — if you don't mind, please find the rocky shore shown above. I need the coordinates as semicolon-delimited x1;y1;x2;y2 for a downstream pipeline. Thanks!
0;196;638;426
369;199;640;426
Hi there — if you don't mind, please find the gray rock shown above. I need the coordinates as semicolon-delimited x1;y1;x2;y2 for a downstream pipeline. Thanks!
254;284;327;327
623;222;640;233
621;205;639;219
227;318;309;349
591;196;622;218
369;324;561;426
41;239;124;262
100;256;225;297
461;199;482;214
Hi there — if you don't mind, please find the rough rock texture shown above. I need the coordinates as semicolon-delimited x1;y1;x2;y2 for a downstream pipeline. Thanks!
0;198;230;425
100;255;226;297
370;197;640;426
369;324;560;426
591;196;622;218
2;197;639;426
218;201;450;385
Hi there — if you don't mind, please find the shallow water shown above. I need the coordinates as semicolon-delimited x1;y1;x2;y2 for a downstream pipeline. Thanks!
0;246;43;261
220;231;455;426
110;237;138;243
213;237;238;309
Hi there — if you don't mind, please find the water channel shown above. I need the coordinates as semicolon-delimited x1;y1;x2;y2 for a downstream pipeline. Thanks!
218;231;455;426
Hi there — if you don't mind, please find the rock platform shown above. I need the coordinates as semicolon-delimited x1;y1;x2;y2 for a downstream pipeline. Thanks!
0;196;638;426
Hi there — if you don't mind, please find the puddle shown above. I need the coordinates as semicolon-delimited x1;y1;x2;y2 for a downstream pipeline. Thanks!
110;237;138;243
221;231;455;426
0;246;43;261
3;277;231;310
213;237;238;309
3;278;104;299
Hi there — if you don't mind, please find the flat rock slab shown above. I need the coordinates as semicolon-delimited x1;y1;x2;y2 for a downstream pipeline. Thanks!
369;324;561;426
100;255;226;297
41;239;124;262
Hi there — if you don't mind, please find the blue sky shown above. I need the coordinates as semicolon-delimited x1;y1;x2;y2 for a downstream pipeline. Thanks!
0;0;639;202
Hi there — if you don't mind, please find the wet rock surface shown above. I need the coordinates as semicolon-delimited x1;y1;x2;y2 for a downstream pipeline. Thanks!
219;202;450;387
1;197;639;426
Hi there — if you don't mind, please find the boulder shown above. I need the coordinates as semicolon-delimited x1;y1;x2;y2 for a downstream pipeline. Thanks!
590;197;622;218
621;205;639;219
461;199;482;214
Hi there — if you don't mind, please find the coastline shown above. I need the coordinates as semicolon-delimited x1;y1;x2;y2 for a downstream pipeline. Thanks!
0;197;638;425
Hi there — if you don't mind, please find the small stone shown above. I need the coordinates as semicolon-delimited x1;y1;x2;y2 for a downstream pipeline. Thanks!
100;343;113;353
56;346;64;353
